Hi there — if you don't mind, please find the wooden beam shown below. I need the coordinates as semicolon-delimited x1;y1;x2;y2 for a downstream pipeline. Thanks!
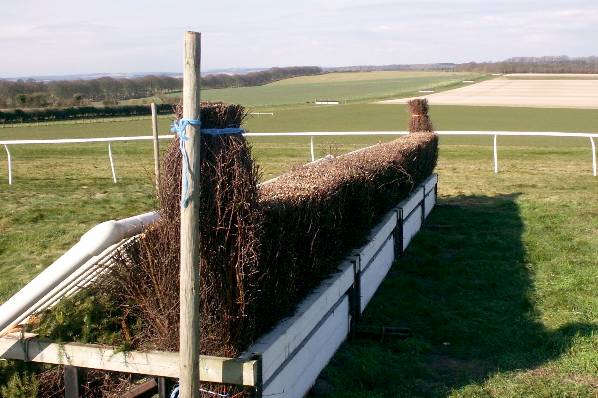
0;336;258;386
180;30;202;398
157;377;176;398
123;379;157;398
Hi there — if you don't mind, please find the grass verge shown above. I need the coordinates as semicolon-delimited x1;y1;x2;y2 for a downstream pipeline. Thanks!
311;146;597;398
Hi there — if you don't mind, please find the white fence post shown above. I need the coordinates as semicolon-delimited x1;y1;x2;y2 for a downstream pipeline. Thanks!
108;143;117;183
591;137;597;177
493;134;498;174
151;103;161;190
3;145;12;185
310;136;315;162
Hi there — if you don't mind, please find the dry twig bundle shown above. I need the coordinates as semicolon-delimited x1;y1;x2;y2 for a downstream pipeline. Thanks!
34;102;438;397
408;98;434;133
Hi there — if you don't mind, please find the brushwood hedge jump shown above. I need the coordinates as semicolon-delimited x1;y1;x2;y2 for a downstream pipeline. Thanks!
7;102;438;397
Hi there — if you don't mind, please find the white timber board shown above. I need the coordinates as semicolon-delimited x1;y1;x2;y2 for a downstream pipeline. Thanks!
397;187;424;218
422;173;438;195
424;189;436;218
245;260;354;382
353;210;397;271
262;297;349;398
359;235;395;310
402;206;423;251
0;335;257;386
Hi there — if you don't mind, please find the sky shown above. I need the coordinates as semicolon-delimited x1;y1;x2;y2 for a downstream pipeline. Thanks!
1;0;597;78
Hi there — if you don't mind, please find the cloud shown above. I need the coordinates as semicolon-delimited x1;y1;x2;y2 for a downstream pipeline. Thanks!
1;0;597;76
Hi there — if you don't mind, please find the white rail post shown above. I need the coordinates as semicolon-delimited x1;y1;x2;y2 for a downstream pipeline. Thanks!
179;31;201;398
310;135;315;162
3;145;12;185
591;137;597;177
493;134;498;174
108;143;117;183
151;103;161;190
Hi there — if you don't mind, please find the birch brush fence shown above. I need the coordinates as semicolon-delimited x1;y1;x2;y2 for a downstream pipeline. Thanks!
0;173;438;397
0;118;438;397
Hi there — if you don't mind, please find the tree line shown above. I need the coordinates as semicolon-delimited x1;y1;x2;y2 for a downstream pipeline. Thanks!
0;104;175;124
456;56;598;74
0;66;323;109
202;66;322;89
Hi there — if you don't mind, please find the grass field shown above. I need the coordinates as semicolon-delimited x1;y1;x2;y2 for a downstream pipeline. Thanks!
144;71;485;107
0;71;597;396
2;104;598;138
312;147;598;397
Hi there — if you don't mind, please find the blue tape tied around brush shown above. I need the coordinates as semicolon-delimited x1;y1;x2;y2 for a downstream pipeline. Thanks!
171;118;201;208
171;119;245;208
201;127;245;136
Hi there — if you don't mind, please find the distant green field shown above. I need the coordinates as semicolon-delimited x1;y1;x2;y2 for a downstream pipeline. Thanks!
2;104;597;148
153;71;485;107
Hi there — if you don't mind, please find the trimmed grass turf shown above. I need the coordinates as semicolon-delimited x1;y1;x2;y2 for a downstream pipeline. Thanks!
2;104;597;140
150;71;485;107
310;147;598;397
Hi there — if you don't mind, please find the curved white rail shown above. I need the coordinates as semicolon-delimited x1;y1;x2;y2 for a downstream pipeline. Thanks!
0;212;158;335
2;145;11;185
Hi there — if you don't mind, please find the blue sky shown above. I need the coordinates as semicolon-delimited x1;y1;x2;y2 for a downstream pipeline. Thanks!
1;0;597;77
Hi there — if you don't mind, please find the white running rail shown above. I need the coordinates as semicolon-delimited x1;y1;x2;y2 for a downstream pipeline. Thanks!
1;131;597;185
0;212;158;335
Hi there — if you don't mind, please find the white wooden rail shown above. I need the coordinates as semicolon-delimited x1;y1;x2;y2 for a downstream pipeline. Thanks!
0;212;158;335
0;333;259;386
1;131;596;185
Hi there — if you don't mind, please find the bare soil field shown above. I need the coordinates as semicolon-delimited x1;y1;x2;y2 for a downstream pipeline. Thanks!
380;78;598;109
505;73;598;79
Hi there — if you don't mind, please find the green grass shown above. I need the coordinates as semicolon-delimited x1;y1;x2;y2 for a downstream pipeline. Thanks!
310;146;598;397
152;71;485;107
2;104;597;147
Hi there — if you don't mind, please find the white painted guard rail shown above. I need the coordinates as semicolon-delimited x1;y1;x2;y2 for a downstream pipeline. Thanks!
0;212;158;335
1;131;597;185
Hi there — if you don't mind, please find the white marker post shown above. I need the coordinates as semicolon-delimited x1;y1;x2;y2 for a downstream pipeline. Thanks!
493;134;498;174
179;31;201;398
151;103;161;190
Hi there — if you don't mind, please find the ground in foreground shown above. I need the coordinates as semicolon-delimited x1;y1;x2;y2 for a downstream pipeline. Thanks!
312;147;597;398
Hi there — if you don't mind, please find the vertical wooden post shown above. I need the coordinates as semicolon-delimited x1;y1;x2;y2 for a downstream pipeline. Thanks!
151;103;161;190
157;377;176;398
179;31;202;398
63;366;81;398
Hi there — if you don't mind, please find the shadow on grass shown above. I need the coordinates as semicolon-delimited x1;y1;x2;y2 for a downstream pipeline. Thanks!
312;194;597;397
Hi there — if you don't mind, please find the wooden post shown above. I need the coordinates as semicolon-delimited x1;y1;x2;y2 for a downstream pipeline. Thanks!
151;103;161;190
63;366;82;398
179;31;202;398
157;377;176;398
